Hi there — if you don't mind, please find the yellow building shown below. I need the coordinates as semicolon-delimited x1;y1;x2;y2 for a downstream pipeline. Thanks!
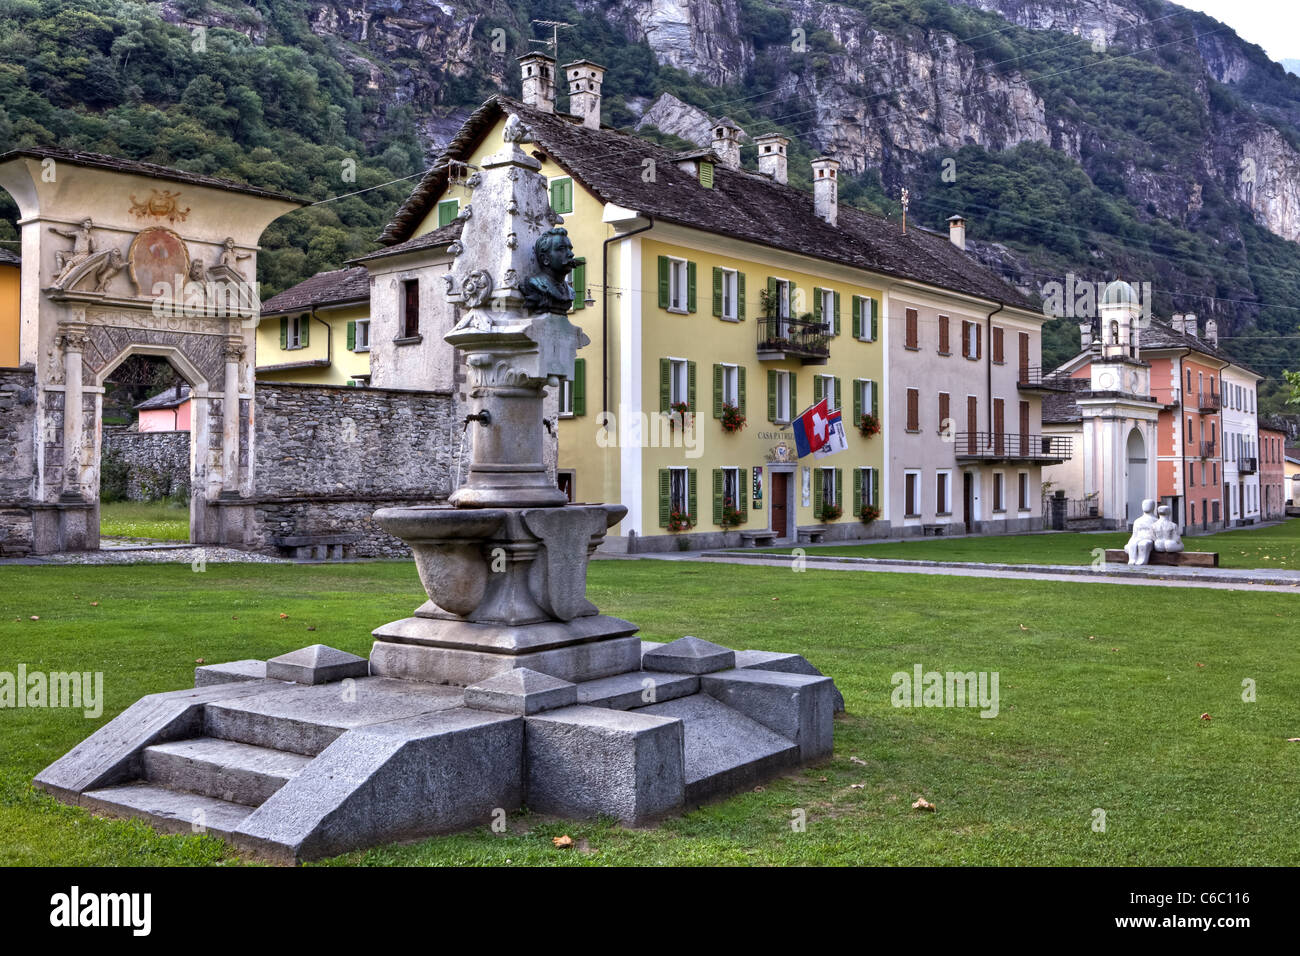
255;266;374;386
0;249;19;367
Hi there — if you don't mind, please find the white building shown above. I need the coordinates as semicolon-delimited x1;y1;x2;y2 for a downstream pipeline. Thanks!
1220;361;1262;526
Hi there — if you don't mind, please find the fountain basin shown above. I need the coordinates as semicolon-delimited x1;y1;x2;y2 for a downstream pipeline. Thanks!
374;506;507;617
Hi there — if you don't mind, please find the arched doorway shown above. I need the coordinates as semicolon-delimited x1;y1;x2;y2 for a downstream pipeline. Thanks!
1125;427;1147;523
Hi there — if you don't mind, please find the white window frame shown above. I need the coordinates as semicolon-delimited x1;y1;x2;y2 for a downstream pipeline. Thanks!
668;257;688;313
670;466;688;515
903;469;921;519
820;288;834;332
721;363;739;408
354;318;371;352
936;468;952;516
286;315;306;349
819;467;839;508
773;370;791;424
669;357;689;406
1018;470;1031;512
857;379;874;418
559;378;574;418
965;321;979;359
992;471;1006;513
860;466;877;507
858;297;875;342
722;466;741;510
721;268;738;321
816;373;836;410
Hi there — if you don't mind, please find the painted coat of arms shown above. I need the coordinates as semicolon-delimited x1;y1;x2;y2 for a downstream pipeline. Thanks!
129;189;191;224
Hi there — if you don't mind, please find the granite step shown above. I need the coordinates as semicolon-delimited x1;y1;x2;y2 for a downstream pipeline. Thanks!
81;782;254;840
142;737;313;807
638;694;800;804
575;670;698;710
202;678;465;756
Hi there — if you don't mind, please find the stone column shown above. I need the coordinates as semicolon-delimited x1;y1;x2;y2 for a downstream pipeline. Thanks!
58;325;89;499
221;337;244;495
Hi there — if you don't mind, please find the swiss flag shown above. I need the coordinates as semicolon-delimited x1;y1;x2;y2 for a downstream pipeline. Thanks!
792;398;847;459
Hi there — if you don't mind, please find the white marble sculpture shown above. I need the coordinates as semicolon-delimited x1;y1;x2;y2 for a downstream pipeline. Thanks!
1124;498;1157;565
1153;504;1183;553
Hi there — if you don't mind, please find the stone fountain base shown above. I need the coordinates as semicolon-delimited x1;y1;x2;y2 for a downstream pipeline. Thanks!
34;637;841;863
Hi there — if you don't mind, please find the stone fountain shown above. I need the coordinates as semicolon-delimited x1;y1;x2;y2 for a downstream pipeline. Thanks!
33;116;842;863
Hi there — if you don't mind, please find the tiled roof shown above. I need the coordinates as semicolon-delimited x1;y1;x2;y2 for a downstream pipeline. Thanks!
260;266;370;315
135;384;190;410
349;223;462;264
0;147;306;204
1041;389;1082;425
380;95;1037;310
0;248;18;266
1138;319;1238;366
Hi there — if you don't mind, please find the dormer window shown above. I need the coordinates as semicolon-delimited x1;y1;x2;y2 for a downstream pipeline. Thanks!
699;162;714;188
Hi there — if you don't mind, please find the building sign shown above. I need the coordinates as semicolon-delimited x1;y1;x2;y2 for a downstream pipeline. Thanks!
752;466;763;509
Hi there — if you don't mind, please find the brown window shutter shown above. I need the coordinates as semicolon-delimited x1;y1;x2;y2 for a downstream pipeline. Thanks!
938;392;949;431
938;315;949;354
976;323;982;358
1019;400;1030;456
961;321;970;358
1018;331;1030;374
905;309;918;349
993;326;1004;363
906;388;919;431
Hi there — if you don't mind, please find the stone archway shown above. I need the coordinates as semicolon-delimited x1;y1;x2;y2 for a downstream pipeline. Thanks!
1125;427;1147;523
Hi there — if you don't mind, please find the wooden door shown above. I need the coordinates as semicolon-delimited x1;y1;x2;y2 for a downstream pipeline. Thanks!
771;471;789;537
963;472;974;533
994;398;1005;455
1019;400;1030;457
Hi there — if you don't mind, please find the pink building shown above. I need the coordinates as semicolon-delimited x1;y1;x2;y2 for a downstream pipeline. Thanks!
135;384;192;432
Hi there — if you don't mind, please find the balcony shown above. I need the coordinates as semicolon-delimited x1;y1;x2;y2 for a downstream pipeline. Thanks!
954;432;1073;464
756;315;830;364
1198;390;1221;412
1199;441;1217;458
1239;456;1257;474
1016;365;1072;392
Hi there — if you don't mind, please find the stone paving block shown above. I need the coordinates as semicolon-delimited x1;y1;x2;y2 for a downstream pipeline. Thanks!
642;636;735;674
701;669;834;761
735;649;845;713
464;667;577;714
194;659;267;688
575;670;698;710
265;644;369;685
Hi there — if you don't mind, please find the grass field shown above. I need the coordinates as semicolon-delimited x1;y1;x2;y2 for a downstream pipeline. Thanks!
1;559;1298;866
98;501;190;542
757;517;1300;570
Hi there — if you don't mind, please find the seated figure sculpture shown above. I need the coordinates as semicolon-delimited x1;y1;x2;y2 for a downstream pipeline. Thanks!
1123;498;1158;565
1153;504;1184;553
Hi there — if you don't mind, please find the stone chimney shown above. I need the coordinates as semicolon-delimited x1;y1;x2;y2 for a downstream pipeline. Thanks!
1185;312;1199;338
947;214;967;250
563;60;605;129
517;52;555;114
711;117;743;169
811;157;840;227
754;133;789;185
1205;318;1218;347
1171;312;1184;334
1079;320;1093;349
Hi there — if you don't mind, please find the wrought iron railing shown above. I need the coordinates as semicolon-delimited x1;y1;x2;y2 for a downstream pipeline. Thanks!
1066;497;1100;519
1199;440;1217;458
1239;456;1257;474
1017;365;1071;390
756;315;830;360
1198;390;1221;411
954;432;1073;461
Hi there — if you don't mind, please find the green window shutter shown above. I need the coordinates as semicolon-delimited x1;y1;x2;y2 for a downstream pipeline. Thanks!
688;468;697;524
766;276;777;314
300;317;309;348
571;260;586;310
870;299;878;341
852;296;862;339
813;469;823;516
813;376;823;404
767;369;777;423
813;287;823;325
658;256;669;309
853;379;862;422
854;468;862;507
658;469;671;527
549;178;573;215
789;374;797;421
549;180;561;212
835;468;843;508
739;476;748;520
712;364;724;418
572;358;586;416
687;261;697;313
346;320;356;350
660;358;671;412
872;468;880;507
437;199;458;227
871;379;879;418
712;468;724;524
834;291;842;335
700;162;714;188
737;272;746;320
279;316;288;349
835;377;842;411
712;267;723;317
738;366;746;415
687;360;697;412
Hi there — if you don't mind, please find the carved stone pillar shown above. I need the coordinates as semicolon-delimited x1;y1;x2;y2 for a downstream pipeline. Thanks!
58;325;90;500
221;338;244;495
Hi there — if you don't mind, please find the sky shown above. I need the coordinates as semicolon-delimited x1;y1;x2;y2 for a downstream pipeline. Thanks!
1172;0;1300;63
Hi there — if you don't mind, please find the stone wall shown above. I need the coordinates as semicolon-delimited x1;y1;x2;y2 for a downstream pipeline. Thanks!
250;382;457;557
101;428;191;501
0;366;37;556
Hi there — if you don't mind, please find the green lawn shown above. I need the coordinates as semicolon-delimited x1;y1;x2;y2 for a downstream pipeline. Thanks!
757;517;1300;570
99;500;190;542
1;560;1298;866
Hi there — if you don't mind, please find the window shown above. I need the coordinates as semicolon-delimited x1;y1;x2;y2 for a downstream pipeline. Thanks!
936;470;951;516
1187;418;1194;442
347;319;370;352
1190;462;1196;485
714;268;741;321
938;315;950;355
712;466;746;525
962;320;981;359
559;357;586;417
670;467;689;516
722;467;739;508
664;358;691;409
280;314;308;350
713;362;743;417
668;257;689;312
814;374;839;410
906;388;920;432
548;176;573;215
768;369;795;423
401;279;420;338
814;287;838;334
938;392;950;433
1212;462;1217;485
437;199;459;227
853;296;877;341
570;258;587;310
816;467;840;510
1018;472;1030;511
856;467;878;508
992;326;1005;364
905;308;919;349
774;279;791;319
904;470;920;518
699;162;714;188
854;379;877;425
992;472;1005;512
559;377;574;417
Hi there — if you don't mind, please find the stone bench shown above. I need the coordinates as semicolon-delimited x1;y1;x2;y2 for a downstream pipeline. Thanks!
271;533;359;562
922;523;946;536
738;530;778;548
1103;549;1219;568
796;528;826;544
